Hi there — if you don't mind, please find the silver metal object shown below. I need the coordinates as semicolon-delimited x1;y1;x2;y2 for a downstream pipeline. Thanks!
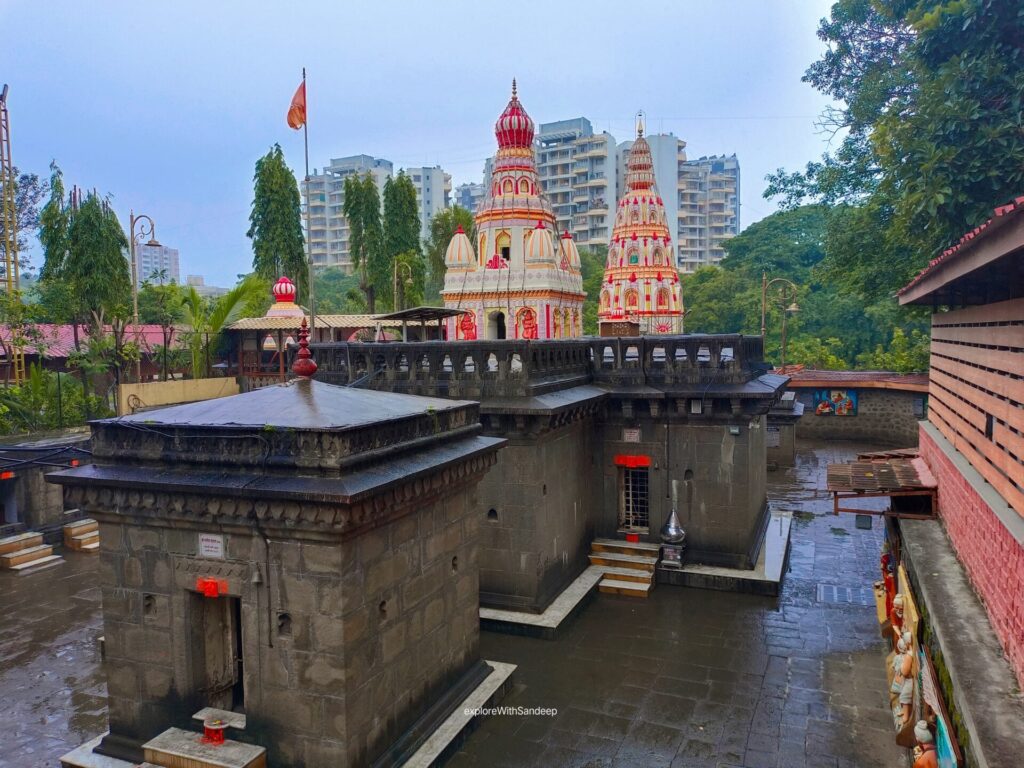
661;479;686;544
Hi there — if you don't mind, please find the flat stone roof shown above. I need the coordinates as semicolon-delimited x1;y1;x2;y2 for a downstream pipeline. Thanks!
111;378;470;431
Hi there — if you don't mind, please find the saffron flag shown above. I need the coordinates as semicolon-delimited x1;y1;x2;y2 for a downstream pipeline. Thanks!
287;80;306;130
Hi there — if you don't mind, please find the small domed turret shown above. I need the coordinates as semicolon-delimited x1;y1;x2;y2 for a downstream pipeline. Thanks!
445;224;476;268
525;221;555;263
559;231;581;271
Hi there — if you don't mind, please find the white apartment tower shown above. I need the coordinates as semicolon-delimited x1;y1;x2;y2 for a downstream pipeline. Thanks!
136;242;179;286
535;118;618;247
407;166;452;243
304;155;392;272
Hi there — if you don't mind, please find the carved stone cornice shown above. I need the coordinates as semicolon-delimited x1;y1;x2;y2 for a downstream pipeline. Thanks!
59;448;500;542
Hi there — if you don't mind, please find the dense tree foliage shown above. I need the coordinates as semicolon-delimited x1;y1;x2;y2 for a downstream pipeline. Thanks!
579;246;606;335
313;267;366;314
180;275;264;379
381;172;425;310
681;206;930;371
0;166;45;277
343;173;384;312
423;205;475;303
247;144;307;302
766;0;1024;302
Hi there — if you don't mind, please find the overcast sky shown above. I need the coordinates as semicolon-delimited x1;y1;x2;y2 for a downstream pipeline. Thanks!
4;1;838;287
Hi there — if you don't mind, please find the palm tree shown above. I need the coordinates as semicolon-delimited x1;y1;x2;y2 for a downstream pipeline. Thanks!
181;276;263;379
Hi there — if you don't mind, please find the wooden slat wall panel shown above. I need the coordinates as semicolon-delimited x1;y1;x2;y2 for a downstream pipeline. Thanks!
932;297;1024;326
931;325;1024;348
931;355;1021;401
930;367;1024;434
994;422;1024;467
932;340;1024;378
930;398;1021;479
928;400;1024;514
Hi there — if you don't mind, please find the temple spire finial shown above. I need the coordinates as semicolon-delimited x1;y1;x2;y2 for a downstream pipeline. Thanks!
636;110;645;138
291;318;318;379
512;77;517;98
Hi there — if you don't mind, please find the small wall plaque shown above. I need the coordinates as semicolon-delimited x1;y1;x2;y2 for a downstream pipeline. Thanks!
198;533;225;559
623;427;641;443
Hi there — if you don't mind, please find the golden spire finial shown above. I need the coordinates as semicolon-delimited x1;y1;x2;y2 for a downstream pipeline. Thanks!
636;110;645;138
512;78;517;98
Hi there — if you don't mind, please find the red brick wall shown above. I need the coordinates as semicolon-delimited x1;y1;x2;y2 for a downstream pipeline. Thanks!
920;426;1024;686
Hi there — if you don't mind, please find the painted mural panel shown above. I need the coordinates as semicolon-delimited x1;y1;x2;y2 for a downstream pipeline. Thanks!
813;389;858;416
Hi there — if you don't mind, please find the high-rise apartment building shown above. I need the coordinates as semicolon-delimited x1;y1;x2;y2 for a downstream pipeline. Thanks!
677;154;740;272
135;242;179;286
407;166;451;243
304;155;393;272
535;118;618;247
454;182;486;214
618;134;740;273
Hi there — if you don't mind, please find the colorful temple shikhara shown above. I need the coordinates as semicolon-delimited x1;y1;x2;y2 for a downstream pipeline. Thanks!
598;114;684;334
442;81;585;340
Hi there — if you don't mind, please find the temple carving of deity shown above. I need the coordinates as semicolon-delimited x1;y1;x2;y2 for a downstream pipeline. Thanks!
599;114;684;334
442;81;586;340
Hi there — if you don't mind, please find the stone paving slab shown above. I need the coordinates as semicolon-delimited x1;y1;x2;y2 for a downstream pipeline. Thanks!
451;440;906;768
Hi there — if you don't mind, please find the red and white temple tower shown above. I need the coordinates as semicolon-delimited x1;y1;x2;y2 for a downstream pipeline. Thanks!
442;81;585;340
598;115;684;334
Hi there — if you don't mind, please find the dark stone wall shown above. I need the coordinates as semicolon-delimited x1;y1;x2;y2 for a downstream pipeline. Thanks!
477;417;598;613
597;409;769;569
794;388;924;447
86;479;484;767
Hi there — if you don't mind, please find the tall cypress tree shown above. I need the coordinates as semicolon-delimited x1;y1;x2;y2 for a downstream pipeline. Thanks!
247;144;307;302
381;171;424;310
343;173;383;312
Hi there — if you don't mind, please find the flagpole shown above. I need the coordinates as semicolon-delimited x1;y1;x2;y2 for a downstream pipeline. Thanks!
302;67;316;339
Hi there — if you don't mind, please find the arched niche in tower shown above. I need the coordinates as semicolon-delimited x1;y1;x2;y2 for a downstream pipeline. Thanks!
496;230;511;263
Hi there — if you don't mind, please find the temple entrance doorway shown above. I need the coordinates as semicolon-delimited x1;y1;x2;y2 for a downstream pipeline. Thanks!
487;311;507;340
189;592;245;712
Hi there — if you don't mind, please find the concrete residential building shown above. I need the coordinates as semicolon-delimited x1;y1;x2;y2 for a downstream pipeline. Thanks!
536;118;618;248
303;155;393;272
408;166;452;243
455;181;486;214
135;242;179;286
678;154;741;272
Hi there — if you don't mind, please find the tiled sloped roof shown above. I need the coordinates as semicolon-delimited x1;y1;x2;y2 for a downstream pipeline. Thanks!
898;196;1024;296
226;314;386;331
778;366;929;392
0;324;178;359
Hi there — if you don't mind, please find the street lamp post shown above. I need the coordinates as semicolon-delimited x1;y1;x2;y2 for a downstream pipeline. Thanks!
393;261;413;341
761;271;800;370
129;211;160;382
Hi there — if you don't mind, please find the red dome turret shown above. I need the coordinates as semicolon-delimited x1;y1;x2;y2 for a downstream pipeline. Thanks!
273;276;297;303
494;79;535;151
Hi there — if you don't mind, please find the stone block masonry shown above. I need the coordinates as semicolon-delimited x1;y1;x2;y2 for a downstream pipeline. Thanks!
51;379;504;768
794;388;923;447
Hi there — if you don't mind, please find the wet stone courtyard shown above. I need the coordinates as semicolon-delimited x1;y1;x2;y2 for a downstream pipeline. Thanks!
0;440;902;767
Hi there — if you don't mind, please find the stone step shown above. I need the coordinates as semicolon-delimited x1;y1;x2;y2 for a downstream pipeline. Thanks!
588;552;658;571
66;531;100;551
11;553;64;576
598;578;653;598
592;537;661;555
1;543;53;568
80;541;100;553
598;566;654;584
63;518;98;536
0;531;43;555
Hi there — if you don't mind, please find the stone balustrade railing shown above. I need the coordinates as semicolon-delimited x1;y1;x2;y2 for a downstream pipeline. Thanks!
269;335;766;400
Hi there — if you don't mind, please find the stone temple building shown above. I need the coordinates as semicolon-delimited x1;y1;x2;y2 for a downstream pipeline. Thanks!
599;115;685;334
52;328;505;766
442;81;586;341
